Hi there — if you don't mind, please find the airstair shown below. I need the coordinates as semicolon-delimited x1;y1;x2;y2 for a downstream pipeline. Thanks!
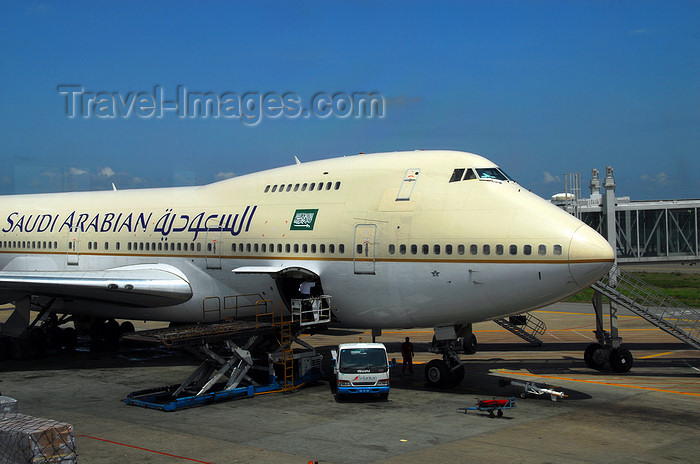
592;265;700;350
493;314;547;346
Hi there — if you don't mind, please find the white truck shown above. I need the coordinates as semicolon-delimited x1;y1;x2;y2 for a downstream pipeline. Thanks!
331;343;391;400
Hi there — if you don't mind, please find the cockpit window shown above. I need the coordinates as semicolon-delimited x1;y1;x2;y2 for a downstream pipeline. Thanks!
464;169;477;180
476;168;509;181
449;168;465;183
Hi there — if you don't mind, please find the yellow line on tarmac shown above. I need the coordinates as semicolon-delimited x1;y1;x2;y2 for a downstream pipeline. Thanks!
638;351;675;359
497;370;700;398
534;310;638;318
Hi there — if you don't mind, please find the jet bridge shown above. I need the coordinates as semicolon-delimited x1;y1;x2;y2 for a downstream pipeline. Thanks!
123;296;331;411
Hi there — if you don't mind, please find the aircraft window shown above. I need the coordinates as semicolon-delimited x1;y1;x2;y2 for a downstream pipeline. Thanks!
538;245;546;255
54;241;58;249
422;245;429;255
317;182;324;191
302;244;307;253
326;182;332;190
261;244;267;252
275;244;281;253
294;184;300;192
159;243;164;251
356;244;363;254
311;244;316;253
410;245;417;255
292;244;298;253
127;242;131;251
464;169;477;180
496;244;504;255
335;181;341;190
329;244;335;253
284;244;290;253
272;185;278;192
434;244;440;255
237;243;243;252
509;245;517;255
470;244;478;255
554;244;562;255
301;183;307;191
399;244;406;255
140;243;144;251
476;168;508;181
88;242;92;250
388;244;395;254
309;183;315;191
286;184;292;192
339;244;345;254
279;184;285;192
483;244;490;255
264;185;270;193
449;168;465;183
251;243;257;252
457;244;465;255
245;243;250;252
207;243;212;252
231;243;236;252
445;244;452;255
104;242;109;250
320;244;325;253
196;243;202;252
524;245;532;255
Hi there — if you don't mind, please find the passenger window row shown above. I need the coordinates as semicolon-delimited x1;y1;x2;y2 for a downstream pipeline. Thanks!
231;242;345;255
387;243;563;256
264;181;341;193
0;240;59;250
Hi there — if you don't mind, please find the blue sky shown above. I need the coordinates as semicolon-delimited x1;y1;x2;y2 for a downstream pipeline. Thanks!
0;1;697;200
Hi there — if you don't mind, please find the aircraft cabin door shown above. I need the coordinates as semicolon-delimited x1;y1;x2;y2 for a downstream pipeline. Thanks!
67;227;79;265
353;224;377;275
205;230;222;269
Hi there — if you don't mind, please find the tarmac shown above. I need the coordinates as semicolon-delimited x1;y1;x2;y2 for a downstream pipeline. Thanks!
2;301;700;464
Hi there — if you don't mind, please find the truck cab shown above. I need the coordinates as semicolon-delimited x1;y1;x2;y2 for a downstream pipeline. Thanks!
331;343;391;400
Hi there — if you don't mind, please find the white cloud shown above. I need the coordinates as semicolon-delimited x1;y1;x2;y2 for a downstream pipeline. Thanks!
69;167;87;176
99;167;115;177
542;171;561;184
214;171;236;181
641;172;671;185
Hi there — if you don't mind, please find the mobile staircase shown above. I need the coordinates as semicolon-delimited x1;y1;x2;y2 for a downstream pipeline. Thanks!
123;295;331;411
493;314;547;346
585;264;700;372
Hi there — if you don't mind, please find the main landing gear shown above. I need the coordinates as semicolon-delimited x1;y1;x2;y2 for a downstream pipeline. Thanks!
424;325;476;388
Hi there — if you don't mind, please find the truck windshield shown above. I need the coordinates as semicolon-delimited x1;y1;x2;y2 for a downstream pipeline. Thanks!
339;348;387;373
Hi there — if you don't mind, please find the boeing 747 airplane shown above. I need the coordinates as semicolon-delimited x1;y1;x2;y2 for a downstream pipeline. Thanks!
0;150;614;386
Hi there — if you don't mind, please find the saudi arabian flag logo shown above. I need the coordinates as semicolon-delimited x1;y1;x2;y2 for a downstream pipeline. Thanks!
291;209;318;230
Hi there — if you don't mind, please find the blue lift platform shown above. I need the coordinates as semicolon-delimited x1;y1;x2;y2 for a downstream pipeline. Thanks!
122;297;330;411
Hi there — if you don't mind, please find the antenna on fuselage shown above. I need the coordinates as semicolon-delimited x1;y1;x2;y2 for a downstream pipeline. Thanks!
294;156;301;165
111;183;117;191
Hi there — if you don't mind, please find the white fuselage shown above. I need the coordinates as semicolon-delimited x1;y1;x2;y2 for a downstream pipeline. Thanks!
0;150;614;329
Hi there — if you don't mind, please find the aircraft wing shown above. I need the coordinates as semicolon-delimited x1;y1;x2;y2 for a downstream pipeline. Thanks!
0;264;193;307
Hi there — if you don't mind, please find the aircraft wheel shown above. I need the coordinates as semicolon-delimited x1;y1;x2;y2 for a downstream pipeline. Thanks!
497;409;503;417
462;334;477;354
425;359;451;388
489;410;495;418
103;319;121;348
450;364;465;386
584;343;605;369
120;321;135;335
609;347;633;373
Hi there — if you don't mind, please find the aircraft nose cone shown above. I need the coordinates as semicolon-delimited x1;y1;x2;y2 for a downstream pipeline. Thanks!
568;225;615;288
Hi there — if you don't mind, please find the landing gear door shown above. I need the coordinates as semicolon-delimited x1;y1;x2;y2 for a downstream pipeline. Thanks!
354;224;377;275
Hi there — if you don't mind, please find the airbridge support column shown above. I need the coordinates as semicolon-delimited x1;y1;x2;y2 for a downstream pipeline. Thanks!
0;297;31;338
603;166;617;257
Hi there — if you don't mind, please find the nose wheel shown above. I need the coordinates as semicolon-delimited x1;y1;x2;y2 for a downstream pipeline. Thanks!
584;342;633;373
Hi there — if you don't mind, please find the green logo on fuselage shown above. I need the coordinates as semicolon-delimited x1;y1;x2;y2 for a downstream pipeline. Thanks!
291;209;318;230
